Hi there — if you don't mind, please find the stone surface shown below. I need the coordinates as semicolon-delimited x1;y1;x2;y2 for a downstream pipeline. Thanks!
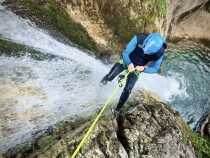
66;0;210;46
167;0;210;41
53;0;210;47
65;0;166;56
1;92;196;158
3;0;210;56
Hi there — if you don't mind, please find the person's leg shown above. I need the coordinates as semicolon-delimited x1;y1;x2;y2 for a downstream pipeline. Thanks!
116;72;139;111
100;63;125;85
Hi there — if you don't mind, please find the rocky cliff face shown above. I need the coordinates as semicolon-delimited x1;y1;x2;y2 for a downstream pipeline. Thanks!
167;0;210;42
64;0;167;55
1;92;196;158
67;0;210;47
2;1;166;63
69;92;196;158
4;0;210;56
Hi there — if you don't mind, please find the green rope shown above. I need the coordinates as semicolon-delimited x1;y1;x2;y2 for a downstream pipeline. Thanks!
70;71;129;158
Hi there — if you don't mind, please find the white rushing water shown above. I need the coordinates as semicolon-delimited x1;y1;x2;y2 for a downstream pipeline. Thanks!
0;5;186;152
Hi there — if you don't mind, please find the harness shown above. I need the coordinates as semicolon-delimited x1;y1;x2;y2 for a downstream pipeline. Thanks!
129;33;164;66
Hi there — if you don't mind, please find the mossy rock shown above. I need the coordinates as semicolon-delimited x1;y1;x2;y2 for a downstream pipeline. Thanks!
8;0;98;52
0;38;54;60
175;108;210;158
181;124;210;158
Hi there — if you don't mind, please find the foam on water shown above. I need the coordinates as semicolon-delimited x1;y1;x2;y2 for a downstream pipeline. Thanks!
162;46;210;128
137;73;188;101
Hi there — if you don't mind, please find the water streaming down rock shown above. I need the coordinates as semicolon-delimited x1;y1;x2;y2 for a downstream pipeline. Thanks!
0;4;115;152
0;56;111;152
0;6;182;153
0;5;183;100
0;3;208;153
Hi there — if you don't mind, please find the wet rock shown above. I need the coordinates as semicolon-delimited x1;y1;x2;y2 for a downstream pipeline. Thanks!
114;92;196;158
1;92;196;158
2;0;98;54
3;0;210;54
55;92;197;158
195;112;210;138
3;0;167;60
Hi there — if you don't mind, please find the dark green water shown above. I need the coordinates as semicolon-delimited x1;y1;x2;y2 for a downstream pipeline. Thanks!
162;41;210;128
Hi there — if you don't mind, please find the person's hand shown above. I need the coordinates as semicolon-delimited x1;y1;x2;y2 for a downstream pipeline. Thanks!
128;63;135;72
135;66;145;72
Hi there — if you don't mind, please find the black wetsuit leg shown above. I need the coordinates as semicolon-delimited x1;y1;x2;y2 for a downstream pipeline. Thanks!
116;72;138;111
101;63;125;83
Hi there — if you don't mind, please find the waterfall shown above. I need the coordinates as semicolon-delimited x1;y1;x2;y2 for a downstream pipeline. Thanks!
0;5;184;152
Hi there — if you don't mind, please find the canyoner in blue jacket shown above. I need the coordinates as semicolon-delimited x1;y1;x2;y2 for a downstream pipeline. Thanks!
101;32;167;114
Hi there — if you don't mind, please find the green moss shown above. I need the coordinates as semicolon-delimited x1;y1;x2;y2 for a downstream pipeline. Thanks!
97;0;167;44
16;0;98;52
0;38;54;60
177;118;210;158
190;133;210;158
0;38;25;53
146;0;167;17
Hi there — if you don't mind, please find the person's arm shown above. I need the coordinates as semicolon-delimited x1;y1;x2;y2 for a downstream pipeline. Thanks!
143;55;164;73
122;36;137;66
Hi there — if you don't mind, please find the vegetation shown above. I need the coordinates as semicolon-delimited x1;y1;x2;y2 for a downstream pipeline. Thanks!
97;0;167;44
16;0;98;52
190;133;210;158
0;38;54;60
9;0;167;53
178;117;210;158
147;0;167;17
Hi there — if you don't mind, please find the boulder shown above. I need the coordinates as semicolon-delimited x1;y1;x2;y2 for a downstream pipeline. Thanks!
2;92;196;158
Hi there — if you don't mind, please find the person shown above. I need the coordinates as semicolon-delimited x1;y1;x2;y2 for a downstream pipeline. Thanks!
100;32;167;114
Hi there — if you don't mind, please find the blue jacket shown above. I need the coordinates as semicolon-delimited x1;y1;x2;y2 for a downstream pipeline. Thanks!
122;35;165;73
